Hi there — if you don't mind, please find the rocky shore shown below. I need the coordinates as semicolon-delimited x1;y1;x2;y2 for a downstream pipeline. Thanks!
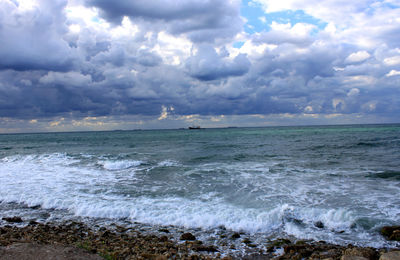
0;217;399;259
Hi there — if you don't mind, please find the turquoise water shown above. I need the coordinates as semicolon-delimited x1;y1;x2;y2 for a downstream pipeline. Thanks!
1;124;400;248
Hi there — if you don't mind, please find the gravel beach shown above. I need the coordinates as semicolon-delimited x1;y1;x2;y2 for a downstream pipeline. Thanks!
1;218;399;259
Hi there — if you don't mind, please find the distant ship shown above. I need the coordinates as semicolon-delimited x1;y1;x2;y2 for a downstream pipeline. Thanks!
188;126;201;129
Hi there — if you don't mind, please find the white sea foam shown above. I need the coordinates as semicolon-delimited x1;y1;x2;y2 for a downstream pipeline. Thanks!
99;160;142;170
0;154;399;247
157;160;180;167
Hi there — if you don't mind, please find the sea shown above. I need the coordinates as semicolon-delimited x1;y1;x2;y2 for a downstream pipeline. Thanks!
1;124;400;253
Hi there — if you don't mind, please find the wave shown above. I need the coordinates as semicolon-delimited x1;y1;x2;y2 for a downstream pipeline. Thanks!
0;153;399;248
157;160;180;167
99;160;143;170
367;170;400;180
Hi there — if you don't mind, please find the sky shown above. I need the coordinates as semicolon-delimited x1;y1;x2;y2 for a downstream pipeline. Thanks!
0;0;400;133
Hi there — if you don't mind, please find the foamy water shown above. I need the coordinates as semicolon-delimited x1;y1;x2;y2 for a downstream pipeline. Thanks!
0;125;400;248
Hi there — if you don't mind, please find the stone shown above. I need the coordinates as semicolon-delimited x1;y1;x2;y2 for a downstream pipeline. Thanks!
380;226;400;241
391;230;400;241
231;232;240;239
242;238;252;244
341;256;368;260
380;251;400;260
270;238;291;247
315;221;325;229
179;232;196;241
342;247;378;259
159;236;169;242
2;217;23;223
192;245;219;252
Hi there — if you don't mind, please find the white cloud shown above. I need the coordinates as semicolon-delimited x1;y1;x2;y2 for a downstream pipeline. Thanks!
386;70;400;77
253;0;400;50
384;56;400;66
158;105;168;120
39;71;92;87
345;51;370;63
347;88;360;97
153;31;192;66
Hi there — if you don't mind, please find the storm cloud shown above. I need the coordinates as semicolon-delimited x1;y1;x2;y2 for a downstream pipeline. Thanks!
0;0;399;132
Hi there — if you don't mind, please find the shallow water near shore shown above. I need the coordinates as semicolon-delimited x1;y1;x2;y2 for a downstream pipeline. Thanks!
1;124;400;253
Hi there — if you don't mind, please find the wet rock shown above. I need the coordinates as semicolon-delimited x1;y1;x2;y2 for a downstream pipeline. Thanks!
284;244;313;258
315;221;325;229
159;236;169;242
141;253;167;260
115;226;127;233
100;230;111;238
2;217;23;223
242;238;252;244
380;226;400;241
380;251;400;260
342;247;378;260
180;232;196;241
231;232;240;239
29;220;39;225
158;228;170;233
270;238;291;247
266;246;274;253
192;245;219;252
290;218;304;226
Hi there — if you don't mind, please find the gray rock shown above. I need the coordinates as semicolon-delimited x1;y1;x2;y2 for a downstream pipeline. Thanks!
380;251;400;260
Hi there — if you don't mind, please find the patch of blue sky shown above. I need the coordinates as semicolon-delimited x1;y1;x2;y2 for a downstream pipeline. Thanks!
10;0;19;7
241;0;327;34
376;0;400;9
92;17;100;23
233;42;245;49
365;0;400;16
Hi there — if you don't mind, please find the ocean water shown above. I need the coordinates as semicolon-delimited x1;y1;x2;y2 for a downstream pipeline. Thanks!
1;124;400;249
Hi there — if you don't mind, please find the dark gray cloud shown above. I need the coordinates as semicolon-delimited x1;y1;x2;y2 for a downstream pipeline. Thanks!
84;0;243;43
0;0;400;132
0;0;77;71
186;45;251;81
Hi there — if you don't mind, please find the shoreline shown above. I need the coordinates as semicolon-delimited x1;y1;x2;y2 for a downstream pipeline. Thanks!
1;218;399;259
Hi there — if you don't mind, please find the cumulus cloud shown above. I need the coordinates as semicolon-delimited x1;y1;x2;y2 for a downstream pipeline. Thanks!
386;70;400;77
345;51;371;63
186;44;251;80
84;0;243;43
253;22;316;46
0;0;77;71
384;56;400;66
0;0;400;132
